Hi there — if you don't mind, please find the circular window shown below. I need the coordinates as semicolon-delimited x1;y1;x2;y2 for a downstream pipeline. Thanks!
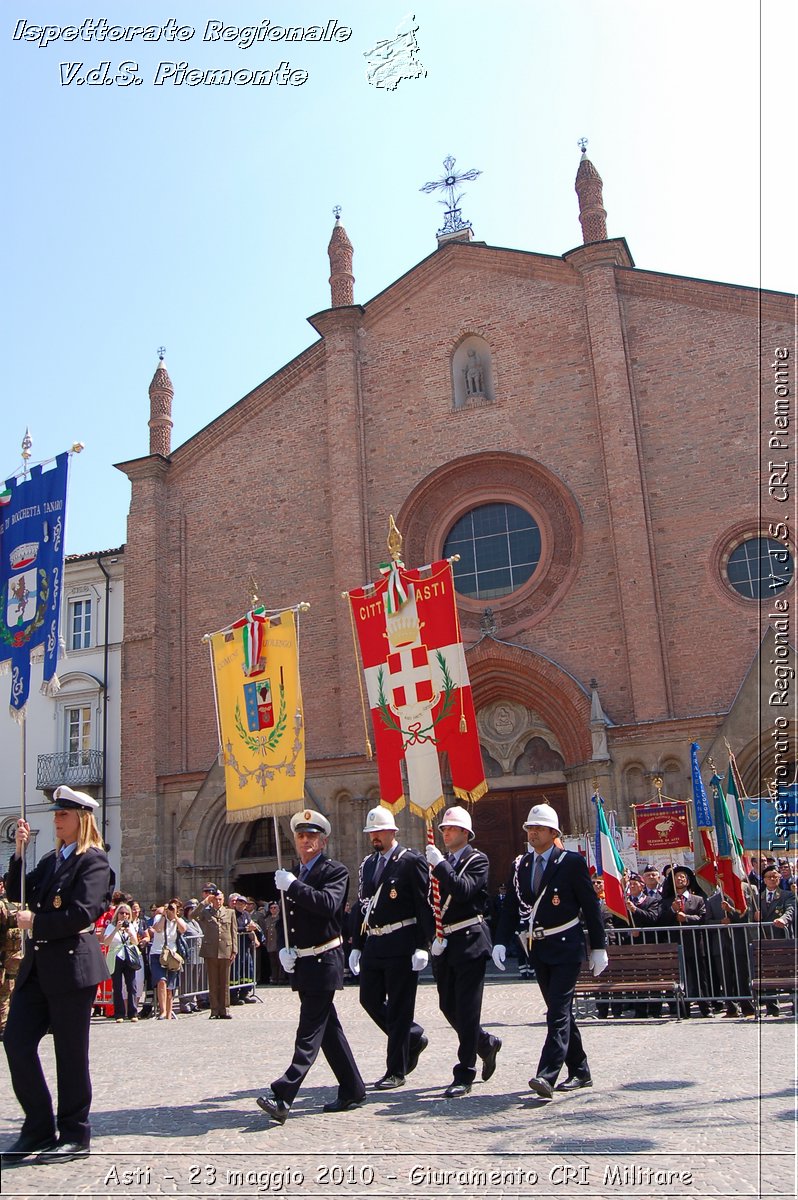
726;537;794;599
443;502;541;599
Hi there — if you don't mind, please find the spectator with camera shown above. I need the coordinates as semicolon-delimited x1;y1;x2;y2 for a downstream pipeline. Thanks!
103;903;142;1022
149;900;187;1020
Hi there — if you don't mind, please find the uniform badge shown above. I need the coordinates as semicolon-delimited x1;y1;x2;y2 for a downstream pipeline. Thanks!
552;894;560;906
53;895;62;908
389;887;398;899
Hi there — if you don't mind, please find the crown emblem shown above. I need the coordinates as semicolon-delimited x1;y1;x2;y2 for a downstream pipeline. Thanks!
386;613;421;648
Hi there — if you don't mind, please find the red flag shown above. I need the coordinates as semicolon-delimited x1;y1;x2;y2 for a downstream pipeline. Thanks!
348;560;486;817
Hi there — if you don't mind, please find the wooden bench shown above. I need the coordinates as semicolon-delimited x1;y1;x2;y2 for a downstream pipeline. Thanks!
574;943;686;1017
748;939;796;1006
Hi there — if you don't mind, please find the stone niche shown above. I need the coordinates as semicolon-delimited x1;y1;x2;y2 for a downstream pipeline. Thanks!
477;700;565;780
451;334;495;410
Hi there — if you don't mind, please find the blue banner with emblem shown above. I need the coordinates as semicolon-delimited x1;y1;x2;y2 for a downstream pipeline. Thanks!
0;453;69;713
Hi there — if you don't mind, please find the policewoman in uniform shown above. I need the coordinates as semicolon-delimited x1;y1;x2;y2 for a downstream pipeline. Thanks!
2;786;111;1164
425;806;502;1097
349;806;433;1089
256;810;365;1123
494;803;607;1099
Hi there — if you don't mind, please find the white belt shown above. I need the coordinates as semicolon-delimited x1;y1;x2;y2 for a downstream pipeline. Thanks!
528;916;580;941
293;936;342;958
366;918;417;937
442;915;484;935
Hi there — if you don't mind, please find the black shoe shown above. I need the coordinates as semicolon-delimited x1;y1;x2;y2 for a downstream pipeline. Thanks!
243;996;258;1004
766;1003;780;1017
1;1134;57;1164
256;1092;290;1124
219;1013;233;1019
556;1073;593;1092
373;1074;405;1090
443;1082;471;1098
35;1141;90;1164
528;1076;554;1099
407;1034;428;1074
322;1096;366;1113
481;1037;502;1082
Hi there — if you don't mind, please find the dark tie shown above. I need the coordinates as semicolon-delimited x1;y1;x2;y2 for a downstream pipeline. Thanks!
373;855;386;886
532;855;545;896
446;852;455;865
298;863;310;882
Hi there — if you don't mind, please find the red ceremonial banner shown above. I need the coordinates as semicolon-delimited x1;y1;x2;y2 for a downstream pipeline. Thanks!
348;559;486;818
633;802;691;853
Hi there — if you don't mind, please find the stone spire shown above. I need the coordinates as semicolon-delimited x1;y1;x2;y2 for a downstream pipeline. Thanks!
575;146;608;244
148;352;173;457
328;208;354;307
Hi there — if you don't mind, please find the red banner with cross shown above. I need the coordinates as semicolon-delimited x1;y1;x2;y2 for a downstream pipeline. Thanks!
347;559;487;819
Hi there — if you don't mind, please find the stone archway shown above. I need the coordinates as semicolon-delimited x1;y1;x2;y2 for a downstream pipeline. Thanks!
464;638;594;886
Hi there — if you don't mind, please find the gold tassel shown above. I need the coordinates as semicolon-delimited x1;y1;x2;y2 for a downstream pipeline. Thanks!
459;715;467;734
366;738;373;761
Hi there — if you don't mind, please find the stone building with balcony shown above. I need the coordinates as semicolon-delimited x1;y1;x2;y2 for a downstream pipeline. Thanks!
0;549;124;882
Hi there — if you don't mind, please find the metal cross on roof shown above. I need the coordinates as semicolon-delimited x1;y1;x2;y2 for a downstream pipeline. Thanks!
420;154;482;238
157;345;166;361
332;205;342;220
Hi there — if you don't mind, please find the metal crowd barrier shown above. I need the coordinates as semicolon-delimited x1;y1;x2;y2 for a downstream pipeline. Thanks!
140;931;261;1011
598;920;793;1009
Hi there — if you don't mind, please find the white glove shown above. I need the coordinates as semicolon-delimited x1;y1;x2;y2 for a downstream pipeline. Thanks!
348;949;361;976
492;944;507;971
411;949;429;972
274;869;297;892
278;947;297;974
589;948;609;977
431;937;448;957
425;844;444;867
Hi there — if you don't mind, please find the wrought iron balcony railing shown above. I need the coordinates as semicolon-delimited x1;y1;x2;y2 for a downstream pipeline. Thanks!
37;750;104;790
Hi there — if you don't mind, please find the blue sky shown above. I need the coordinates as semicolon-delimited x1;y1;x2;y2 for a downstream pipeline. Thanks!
3;0;794;554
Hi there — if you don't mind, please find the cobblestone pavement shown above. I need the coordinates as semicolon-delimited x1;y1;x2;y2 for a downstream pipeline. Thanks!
0;976;794;1199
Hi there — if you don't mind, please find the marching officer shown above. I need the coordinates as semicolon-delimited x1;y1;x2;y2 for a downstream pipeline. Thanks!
493;803;607;1099
2;786;111;1164
256;810;365;1123
425;806;502;1097
349;806;433;1089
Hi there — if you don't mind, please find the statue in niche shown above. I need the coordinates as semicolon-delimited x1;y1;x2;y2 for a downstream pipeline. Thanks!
464;348;485;396
493;704;516;737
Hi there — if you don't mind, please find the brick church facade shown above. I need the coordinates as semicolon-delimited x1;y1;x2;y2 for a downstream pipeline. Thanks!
117;153;795;901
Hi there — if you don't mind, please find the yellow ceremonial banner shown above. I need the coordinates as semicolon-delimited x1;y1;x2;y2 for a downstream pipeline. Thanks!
210;609;305;822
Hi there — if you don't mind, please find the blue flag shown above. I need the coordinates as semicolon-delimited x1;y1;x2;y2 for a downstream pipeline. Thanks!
0;453;69;713
690;742;713;827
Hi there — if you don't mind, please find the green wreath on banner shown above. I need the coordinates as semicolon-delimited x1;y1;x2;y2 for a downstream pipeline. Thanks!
376;649;455;746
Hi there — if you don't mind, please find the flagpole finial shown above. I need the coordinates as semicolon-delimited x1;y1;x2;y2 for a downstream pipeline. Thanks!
71;442;85;454
21;428;32;471
652;775;663;800
387;515;403;563
248;576;260;608
591;777;599;794
707;756;717;774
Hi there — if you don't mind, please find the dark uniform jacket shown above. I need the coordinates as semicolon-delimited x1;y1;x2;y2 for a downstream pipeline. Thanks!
352;845;434;959
282;855;349;993
7;847;110;994
497;849;605;965
759;888;796;935
430;844;492;963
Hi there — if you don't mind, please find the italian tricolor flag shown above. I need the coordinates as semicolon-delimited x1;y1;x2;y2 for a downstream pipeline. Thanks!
594;794;627;922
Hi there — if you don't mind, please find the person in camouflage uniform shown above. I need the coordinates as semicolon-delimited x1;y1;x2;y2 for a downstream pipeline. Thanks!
0;888;23;1039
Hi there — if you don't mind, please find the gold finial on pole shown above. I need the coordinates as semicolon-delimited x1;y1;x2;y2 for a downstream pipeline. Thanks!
591;776;599;796
387;515;403;563
652;775;664;801
248;576;260;608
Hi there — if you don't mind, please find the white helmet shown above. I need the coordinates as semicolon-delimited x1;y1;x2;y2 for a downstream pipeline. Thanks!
363;806;398;834
523;803;561;833
439;805;475;840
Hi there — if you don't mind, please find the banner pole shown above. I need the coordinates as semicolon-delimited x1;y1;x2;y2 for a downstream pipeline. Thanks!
425;820;444;941
273;815;290;949
19;711;27;922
